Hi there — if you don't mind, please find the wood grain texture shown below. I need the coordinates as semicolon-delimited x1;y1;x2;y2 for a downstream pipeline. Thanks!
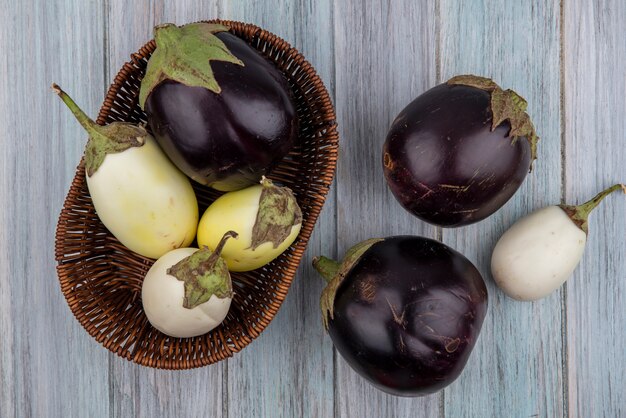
222;1;336;417
333;1;440;417
106;1;227;418
0;1;13;414
0;1;110;417
564;0;626;416
2;0;626;416
439;1;565;417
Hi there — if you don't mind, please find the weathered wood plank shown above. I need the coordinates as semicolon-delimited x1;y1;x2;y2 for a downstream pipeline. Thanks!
564;0;626;416
222;1;336;417
0;0;110;417
333;1;440;416
438;0;564;417
106;1;227;417
0;1;14;415
5;1;626;416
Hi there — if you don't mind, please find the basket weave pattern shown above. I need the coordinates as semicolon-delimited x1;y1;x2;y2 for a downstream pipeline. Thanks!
55;20;338;369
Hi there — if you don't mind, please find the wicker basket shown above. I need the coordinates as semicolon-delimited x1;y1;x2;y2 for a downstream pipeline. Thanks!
54;20;338;369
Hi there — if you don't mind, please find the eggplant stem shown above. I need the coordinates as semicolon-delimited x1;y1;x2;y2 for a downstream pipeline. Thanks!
51;83;99;134
260;175;273;188
576;183;624;216
560;183;625;234
207;231;238;265
313;256;340;283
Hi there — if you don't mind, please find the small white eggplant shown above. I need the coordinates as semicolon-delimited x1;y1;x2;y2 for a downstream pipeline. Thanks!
491;184;625;301
197;177;302;272
141;232;237;338
53;84;198;259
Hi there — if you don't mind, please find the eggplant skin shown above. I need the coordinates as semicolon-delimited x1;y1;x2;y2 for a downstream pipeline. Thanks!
328;236;487;397
145;32;298;191
382;83;531;227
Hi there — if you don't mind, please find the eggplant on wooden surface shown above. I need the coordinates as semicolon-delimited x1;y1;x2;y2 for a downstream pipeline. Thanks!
383;75;539;227
314;236;488;396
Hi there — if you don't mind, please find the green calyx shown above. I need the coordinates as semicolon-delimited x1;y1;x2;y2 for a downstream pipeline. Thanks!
313;238;384;330
447;75;540;172
249;177;303;250
52;84;147;177
167;231;238;309
139;22;245;108
559;183;625;234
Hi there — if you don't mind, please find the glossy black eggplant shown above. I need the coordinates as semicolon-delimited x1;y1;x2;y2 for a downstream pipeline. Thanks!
383;75;539;227
140;23;297;191
313;236;488;397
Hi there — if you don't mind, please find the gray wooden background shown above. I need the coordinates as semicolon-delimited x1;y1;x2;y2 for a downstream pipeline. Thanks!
1;0;625;417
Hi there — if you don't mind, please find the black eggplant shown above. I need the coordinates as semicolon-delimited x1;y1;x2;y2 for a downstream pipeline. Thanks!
140;23;297;191
382;75;539;227
313;236;487;397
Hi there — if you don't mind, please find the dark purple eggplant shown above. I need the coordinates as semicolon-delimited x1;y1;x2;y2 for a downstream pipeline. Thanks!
313;236;487;397
382;75;539;227
140;23;297;191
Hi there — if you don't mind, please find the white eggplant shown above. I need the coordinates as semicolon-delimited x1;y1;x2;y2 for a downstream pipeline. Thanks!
53;84;198;259
197;177;302;272
491;184;625;301
141;232;237;338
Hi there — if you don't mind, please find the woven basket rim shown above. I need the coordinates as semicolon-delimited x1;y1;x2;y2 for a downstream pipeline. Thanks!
55;19;338;369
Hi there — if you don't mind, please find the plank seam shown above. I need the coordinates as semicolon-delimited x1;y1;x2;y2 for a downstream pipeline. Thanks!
435;1;444;415
102;0;114;416
223;360;229;418
330;0;338;416
103;0;110;96
558;0;569;417
435;0;441;85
